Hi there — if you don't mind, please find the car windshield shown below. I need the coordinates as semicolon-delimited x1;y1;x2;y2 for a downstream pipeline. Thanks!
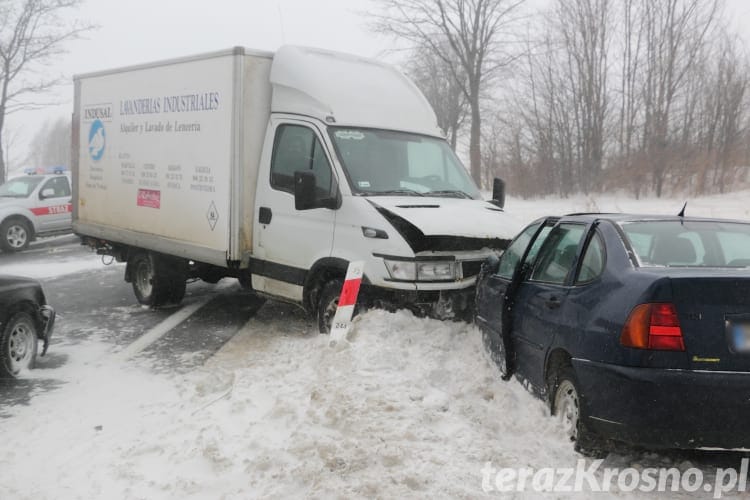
620;220;750;268
0;177;42;198
328;127;481;199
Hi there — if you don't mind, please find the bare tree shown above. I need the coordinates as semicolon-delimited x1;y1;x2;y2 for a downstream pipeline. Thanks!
372;0;527;187
29;116;69;168
407;39;469;150
0;0;92;184
640;0;721;197
2;125;22;178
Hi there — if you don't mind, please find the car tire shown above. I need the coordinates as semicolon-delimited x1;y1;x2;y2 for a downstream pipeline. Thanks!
130;252;186;307
0;218;31;253
551;366;605;456
0;312;38;378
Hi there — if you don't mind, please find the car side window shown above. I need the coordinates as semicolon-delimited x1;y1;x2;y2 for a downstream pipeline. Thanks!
530;223;586;284
271;124;334;196
40;177;71;198
575;232;605;284
497;222;541;279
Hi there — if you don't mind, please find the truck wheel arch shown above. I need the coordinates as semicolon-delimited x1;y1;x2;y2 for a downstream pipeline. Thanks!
303;258;370;315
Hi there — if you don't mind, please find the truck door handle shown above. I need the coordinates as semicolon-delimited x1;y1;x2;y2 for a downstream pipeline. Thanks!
259;207;272;224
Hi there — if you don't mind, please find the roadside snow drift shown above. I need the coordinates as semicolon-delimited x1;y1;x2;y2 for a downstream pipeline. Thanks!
2;306;743;499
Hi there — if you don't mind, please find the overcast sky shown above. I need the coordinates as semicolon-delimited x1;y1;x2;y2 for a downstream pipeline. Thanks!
8;0;750;170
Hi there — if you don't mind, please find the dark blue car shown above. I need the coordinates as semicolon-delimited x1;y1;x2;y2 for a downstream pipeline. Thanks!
475;214;750;453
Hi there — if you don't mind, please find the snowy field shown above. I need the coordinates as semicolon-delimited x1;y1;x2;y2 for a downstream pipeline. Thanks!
2;192;750;499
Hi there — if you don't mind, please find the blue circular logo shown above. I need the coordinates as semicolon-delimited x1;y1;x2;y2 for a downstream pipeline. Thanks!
88;119;106;161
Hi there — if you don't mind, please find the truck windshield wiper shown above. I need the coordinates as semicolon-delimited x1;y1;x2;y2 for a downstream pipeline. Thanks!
428;190;473;199
367;189;425;197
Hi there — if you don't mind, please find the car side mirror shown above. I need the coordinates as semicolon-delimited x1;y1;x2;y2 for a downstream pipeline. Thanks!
40;188;55;199
294;171;338;210
491;177;505;209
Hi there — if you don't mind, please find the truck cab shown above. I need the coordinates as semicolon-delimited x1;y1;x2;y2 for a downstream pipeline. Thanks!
247;47;519;328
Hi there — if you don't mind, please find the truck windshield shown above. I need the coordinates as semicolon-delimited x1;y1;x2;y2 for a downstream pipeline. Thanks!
328;128;481;199
0;177;42;198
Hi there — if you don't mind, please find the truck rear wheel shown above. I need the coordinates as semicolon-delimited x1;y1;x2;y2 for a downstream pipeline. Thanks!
0;218;31;253
130;252;186;307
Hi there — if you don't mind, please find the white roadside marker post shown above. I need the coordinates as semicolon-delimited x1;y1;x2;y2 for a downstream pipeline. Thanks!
329;261;364;343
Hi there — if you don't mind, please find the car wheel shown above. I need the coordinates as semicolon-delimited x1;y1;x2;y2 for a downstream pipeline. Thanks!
0;218;31;253
551;366;605;455
0;312;38;378
130;252;186;307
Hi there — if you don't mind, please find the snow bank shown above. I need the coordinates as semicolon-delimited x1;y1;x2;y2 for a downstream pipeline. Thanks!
0;257;122;279
0;307;745;498
504;190;750;223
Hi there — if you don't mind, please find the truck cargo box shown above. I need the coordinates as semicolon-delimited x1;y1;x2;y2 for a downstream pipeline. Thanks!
73;47;272;266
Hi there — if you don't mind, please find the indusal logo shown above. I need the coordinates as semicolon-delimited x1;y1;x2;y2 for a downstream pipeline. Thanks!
88;119;106;162
83;103;112;162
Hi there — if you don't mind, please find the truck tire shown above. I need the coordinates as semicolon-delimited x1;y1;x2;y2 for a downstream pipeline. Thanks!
0;312;38;378
0;218;31;253
317;279;344;334
130;252;187;307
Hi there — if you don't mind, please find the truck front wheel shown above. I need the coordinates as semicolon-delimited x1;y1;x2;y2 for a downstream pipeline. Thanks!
130;252;186;307
0;218;31;253
317;279;343;334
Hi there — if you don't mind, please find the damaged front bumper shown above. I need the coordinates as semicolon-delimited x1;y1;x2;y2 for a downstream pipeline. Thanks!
361;284;476;322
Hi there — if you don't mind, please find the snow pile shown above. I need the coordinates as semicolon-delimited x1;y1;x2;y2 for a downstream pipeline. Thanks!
0;309;570;499
1;307;746;498
0;257;122;279
504;190;750;222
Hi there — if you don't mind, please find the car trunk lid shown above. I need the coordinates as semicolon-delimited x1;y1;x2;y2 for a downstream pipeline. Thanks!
669;274;750;372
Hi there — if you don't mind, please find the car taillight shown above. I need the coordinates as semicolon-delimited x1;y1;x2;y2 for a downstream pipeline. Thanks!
620;303;685;351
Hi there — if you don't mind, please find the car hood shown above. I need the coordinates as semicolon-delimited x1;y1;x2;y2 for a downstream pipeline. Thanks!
368;197;521;238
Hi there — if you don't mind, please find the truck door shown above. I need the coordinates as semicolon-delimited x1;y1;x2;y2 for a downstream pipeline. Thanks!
34;176;72;232
252;119;338;301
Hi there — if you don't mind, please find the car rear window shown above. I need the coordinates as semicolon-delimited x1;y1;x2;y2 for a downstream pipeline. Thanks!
619;220;750;267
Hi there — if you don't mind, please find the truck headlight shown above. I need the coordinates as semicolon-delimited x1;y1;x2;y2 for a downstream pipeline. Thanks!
384;260;416;280
384;259;456;281
416;261;455;281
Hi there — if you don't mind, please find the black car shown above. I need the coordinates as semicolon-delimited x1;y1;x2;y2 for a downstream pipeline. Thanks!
0;276;55;377
475;214;750;453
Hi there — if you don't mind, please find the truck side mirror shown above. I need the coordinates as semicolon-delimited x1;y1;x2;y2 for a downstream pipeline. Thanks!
491;177;506;209
294;171;316;210
294;171;339;210
40;188;55;199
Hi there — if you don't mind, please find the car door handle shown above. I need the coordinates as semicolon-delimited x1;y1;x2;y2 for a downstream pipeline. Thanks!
259;206;272;224
545;296;561;310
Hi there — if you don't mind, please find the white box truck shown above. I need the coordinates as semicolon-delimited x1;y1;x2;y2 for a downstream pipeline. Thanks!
73;46;517;331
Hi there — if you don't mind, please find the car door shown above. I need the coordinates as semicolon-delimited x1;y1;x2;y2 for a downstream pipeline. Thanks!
252;119;338;301
476;218;556;375
34;176;72;233
512;222;587;390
